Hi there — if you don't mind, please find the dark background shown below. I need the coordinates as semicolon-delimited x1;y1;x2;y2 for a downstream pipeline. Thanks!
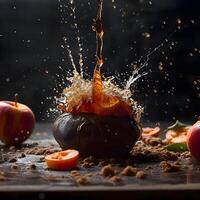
0;0;199;123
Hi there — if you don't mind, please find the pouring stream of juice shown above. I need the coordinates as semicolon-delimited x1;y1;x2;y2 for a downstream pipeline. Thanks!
58;0;139;118
92;0;104;104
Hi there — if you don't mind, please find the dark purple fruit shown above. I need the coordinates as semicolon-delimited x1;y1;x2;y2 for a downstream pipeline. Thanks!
53;113;141;158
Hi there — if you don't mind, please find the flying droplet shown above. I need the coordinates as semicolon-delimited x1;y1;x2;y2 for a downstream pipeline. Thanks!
6;77;10;82
176;18;182;24
142;32;151;38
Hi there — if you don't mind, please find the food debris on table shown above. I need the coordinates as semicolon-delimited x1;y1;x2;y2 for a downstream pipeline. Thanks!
100;164;115;177
0;120;200;186
10;164;18;170
110;175;122;183
136;171;147;179
0;171;6;181
159;161;181;172
121;166;138;176
8;157;17;163
76;176;90;185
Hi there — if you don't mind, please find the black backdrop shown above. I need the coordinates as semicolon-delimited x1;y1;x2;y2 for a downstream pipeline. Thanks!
0;0;199;123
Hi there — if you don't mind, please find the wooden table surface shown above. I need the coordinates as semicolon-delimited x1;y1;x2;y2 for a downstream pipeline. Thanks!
0;123;200;200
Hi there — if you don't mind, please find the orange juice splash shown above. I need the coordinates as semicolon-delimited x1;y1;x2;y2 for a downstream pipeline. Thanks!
57;0;143;120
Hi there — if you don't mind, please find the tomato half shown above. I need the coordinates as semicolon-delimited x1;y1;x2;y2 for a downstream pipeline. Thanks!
142;127;160;137
45;149;79;170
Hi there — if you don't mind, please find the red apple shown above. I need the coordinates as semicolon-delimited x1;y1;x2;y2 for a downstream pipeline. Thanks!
0;101;35;146
187;123;200;161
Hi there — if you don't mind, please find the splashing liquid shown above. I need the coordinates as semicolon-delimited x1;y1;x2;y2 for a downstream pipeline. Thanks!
57;0;143;121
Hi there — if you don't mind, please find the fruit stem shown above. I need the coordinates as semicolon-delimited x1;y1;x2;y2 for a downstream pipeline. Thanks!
14;93;19;107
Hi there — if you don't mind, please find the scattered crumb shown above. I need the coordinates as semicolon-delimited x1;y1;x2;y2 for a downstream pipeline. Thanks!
0;171;5;175
160;161;181;172
143;137;163;146
9;146;16;151
85;173;93;177
110;176;122;183
145;166;153;170
8;158;17;163
98;160;108;166
174;161;181;165
0;175;6;181
32;142;39;146
25;147;60;156
11;164;18;170
100;164;115;177
76;176;89;185
70;170;80;177
0;130;194;185
39;156;45;162
81;156;95;168
18;153;26;158
30;164;37;170
81;162;93;168
136;171;147;179
121;166;138;176
0;171;6;181
163;151;178;161
83;156;94;163
131;140;179;162
181;151;191;159
43;175;62;181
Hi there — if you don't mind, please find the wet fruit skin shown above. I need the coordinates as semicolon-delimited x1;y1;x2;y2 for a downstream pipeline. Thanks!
0;101;35;146
187;124;200;161
53;113;141;158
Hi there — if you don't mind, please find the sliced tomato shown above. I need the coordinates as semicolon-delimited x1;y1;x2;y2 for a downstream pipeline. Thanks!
45;149;79;171
142;126;160;137
164;120;193;144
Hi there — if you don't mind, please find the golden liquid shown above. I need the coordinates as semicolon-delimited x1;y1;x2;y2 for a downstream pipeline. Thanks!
57;0;142;119
58;58;132;117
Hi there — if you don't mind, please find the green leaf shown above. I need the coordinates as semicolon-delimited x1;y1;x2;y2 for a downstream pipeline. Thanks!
166;120;191;132
166;143;188;152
